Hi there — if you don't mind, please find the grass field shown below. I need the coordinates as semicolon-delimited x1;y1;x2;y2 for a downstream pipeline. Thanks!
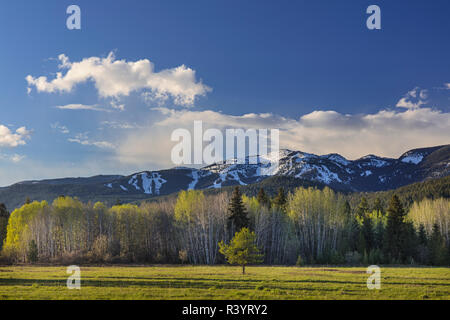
0;265;449;300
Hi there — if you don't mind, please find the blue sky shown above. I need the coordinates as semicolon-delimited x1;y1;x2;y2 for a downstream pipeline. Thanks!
0;0;449;186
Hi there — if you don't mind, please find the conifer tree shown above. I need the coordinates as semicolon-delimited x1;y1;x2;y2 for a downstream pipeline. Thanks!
27;240;38;263
272;187;287;212
228;187;249;231
219;228;263;274
418;224;427;246
429;223;446;266
361;216;375;252
257;188;271;208
0;203;9;251
384;195;407;262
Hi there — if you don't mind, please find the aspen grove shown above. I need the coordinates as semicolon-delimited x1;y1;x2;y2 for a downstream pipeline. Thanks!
0;187;449;266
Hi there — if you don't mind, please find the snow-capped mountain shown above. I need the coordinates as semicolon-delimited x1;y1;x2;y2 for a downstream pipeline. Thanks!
1;145;449;209
99;144;450;194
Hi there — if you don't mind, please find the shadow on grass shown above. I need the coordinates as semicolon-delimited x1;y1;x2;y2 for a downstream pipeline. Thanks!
1;277;448;291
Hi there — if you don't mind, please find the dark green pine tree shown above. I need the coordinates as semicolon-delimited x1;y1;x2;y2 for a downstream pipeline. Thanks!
0;203;9;251
27;240;39;263
346;218;361;252
374;221;385;250
272;187;287;211
418;224;428;246
361;216;375;252
356;197;370;218
429;223;446;266
384;195;407;263
228;186;249;231
257;188;271;209
417;224;430;265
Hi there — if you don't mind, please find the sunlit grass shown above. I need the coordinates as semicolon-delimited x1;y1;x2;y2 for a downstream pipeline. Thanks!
0;265;448;300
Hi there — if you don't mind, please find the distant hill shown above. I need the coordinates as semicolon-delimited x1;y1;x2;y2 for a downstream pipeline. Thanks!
0;144;449;210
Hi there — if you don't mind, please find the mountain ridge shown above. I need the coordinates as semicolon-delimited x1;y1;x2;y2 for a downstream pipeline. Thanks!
1;144;449;210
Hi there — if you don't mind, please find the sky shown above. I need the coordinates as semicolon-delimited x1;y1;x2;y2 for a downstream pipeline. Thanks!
0;0;449;186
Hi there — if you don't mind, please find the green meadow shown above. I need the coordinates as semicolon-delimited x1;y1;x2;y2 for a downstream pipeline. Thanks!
0;265;449;300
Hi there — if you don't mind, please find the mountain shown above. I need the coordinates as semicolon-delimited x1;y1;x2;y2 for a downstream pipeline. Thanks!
0;145;449;210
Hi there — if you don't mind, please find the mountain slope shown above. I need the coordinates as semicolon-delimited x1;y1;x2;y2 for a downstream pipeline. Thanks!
0;144;448;210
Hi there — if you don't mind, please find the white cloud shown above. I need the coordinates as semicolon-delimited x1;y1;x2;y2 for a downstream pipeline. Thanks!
27;52;211;106
0;125;31;148
113;105;450;168
10;154;26;163
396;87;428;109
0;153;26;163
56;104;111;112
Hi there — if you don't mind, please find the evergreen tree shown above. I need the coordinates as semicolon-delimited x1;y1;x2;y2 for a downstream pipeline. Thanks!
403;222;418;263
374;221;385;250
256;188;271;208
228;187;249;231
0;203;9;251
418;224;427;245
272;187;287;211
416;223;430;265
361;216;375;252
384;195;407;262
27;240;38;263
429;223;446;266
219;228;263;274
346;218;361;252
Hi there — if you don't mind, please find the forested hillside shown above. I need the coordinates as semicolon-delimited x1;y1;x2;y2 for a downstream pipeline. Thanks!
1;183;448;266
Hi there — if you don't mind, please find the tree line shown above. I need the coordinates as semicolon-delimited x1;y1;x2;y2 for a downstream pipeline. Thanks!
0;186;449;266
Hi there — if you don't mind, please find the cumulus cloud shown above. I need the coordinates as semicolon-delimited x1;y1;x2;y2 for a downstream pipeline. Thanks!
113;105;450;168
396;87;428;109
56;104;111;112
0;125;31;148
27;52;211;106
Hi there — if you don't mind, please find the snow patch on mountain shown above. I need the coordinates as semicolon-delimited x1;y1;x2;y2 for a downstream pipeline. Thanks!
128;175;141;190
322;154;350;166
361;170;372;177
401;154;424;164
141;172;167;195
188;170;199;190
314;165;342;183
